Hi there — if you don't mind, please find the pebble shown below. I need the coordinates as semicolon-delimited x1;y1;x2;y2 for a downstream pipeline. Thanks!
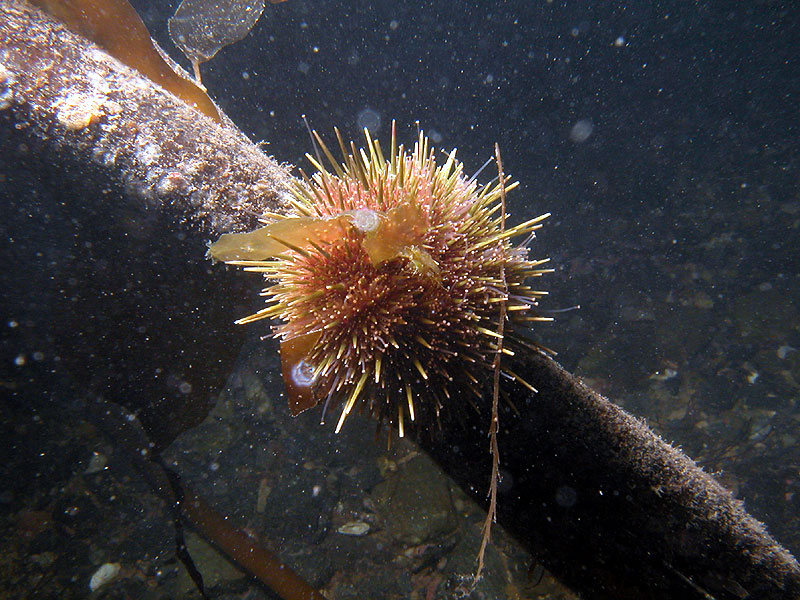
84;452;107;475
649;368;678;381
255;478;270;514
337;521;370;536
89;562;120;592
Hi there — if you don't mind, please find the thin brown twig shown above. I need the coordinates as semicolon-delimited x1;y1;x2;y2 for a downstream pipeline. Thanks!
475;143;508;581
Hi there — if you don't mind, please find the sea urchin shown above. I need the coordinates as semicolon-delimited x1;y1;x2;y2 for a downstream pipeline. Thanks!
209;124;551;435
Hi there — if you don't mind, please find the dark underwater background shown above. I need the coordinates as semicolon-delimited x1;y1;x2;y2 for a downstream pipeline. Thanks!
2;0;798;597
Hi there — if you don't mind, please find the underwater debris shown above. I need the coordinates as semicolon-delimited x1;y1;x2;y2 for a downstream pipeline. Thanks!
169;0;279;84
54;90;118;131
649;367;678;381
336;521;370;536
210;123;552;435
89;562;121;592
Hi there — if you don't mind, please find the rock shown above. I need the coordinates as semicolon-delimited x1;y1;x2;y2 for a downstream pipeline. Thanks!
372;455;458;546
336;521;370;536
83;452;108;474
88;562;120;592
733;290;799;339
175;532;244;595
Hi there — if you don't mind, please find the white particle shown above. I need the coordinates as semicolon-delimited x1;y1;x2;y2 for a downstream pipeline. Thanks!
570;119;594;143
348;209;381;233
356;107;381;133
291;360;315;387
337;521;370;536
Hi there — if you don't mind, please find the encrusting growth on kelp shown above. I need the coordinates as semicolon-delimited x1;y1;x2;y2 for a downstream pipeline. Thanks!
209;123;552;436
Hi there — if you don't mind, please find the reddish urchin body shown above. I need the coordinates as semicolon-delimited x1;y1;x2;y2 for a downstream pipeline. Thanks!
210;125;551;435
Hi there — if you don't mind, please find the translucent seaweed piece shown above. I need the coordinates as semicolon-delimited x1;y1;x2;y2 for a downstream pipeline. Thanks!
208;203;435;270
169;0;266;81
208;216;350;262
360;201;431;267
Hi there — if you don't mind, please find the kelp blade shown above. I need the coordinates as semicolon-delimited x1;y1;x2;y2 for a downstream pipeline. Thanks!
30;0;220;122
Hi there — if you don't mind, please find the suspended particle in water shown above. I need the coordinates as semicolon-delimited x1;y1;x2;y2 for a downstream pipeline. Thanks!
569;119;594;143
356;107;381;133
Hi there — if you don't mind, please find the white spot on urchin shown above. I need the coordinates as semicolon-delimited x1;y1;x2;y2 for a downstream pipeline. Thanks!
347;209;381;233
777;345;797;359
